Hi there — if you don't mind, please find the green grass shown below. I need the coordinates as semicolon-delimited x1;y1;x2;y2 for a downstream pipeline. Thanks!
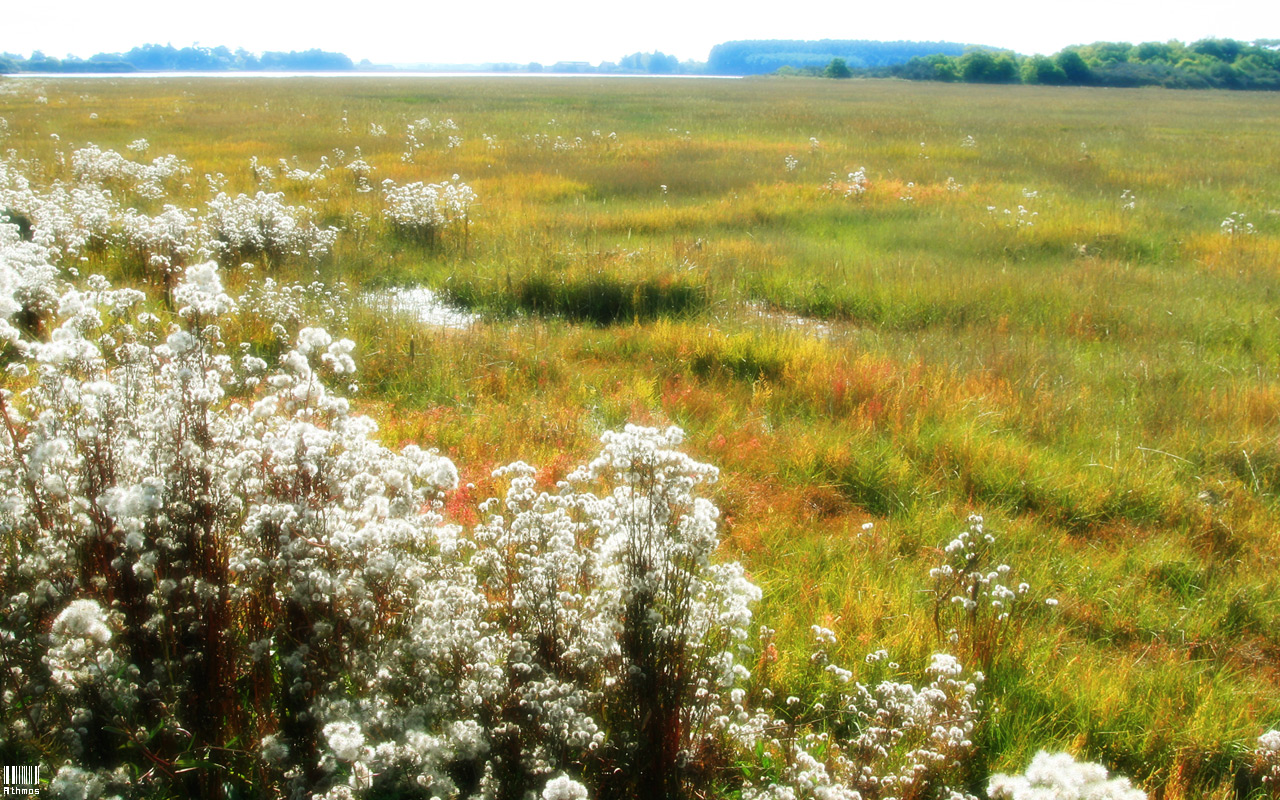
4;74;1280;796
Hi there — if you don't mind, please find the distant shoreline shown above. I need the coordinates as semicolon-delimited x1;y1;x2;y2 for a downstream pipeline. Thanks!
1;71;744;80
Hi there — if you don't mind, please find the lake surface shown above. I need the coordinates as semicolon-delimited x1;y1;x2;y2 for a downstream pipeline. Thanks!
4;71;741;80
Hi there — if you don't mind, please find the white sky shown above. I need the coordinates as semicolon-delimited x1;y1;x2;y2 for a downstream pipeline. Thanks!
3;0;1277;65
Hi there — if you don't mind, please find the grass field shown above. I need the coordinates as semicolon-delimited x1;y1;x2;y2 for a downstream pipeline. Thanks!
3;74;1279;797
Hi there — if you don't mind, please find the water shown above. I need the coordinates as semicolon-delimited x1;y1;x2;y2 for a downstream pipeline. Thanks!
362;287;479;330
4;71;741;80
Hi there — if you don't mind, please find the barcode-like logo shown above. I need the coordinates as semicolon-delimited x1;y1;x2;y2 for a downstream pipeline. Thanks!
3;765;41;795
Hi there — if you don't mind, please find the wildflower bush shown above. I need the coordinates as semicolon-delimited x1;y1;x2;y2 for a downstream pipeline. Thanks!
1;146;334;289
741;639;986;800
202;190;338;263
0;220;60;335
823;168;868;198
70;144;191;200
1259;730;1280;797
928;515;1051;674
381;176;477;247
1;155;118;262
118;204;199;295
0;249;756;797
988;752;1147;800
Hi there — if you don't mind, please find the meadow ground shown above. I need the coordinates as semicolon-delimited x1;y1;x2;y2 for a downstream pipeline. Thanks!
2;74;1279;796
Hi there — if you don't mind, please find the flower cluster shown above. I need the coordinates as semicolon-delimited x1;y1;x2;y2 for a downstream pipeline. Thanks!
343;151;376;193
202;189;338;261
0;214;61;339
44;599;122;694
119;203;200;287
526;133;586;153
542;774;590;800
743;627;985;800
70;143;191;199
402;117;461;162
1;154;118;261
1259;730;1280;794
847;168;869;198
381;176;477;245
276;155;330;186
823;168;870;200
988;751;1147;799
929;515;1051;673
237;274;351;344
989;204;1037;230
0;259;441;796
522;129;616;155
3;139;345;291
1221;211;1256;237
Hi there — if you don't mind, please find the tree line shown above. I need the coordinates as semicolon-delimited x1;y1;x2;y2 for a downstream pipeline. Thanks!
883;39;1280;90
0;44;355;73
707;39;967;75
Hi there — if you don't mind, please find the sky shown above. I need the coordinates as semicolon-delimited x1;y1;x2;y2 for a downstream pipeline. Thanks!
3;0;1277;65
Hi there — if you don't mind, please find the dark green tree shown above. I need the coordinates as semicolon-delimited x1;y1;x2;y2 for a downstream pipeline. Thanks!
1083;41;1134;66
1134;41;1174;63
960;50;1020;83
824;57;853;78
1022;55;1068;84
1192;38;1242;62
900;54;960;81
1055;50;1092;82
1208;61;1242;86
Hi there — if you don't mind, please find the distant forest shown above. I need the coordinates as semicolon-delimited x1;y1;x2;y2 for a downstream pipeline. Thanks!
0;44;354;73
706;40;967;75
880;38;1280;90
